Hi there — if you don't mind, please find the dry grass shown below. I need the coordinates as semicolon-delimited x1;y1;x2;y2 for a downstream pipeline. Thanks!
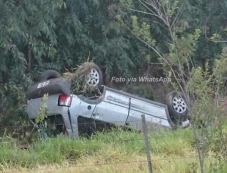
62;61;100;94
1;154;216;173
63;61;94;81
2;151;223;173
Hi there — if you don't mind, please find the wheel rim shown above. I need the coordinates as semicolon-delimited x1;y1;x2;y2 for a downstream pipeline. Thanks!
172;95;187;113
87;68;100;86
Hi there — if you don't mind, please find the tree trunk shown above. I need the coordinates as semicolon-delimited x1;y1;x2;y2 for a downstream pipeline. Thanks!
25;47;32;73
201;55;208;72
1;71;8;84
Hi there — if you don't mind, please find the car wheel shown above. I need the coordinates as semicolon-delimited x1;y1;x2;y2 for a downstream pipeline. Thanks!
165;91;189;127
86;63;103;89
36;70;61;82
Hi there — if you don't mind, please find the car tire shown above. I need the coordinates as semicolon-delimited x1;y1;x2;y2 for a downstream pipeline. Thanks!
26;78;71;99
86;63;103;89
165;91;188;127
36;70;61;82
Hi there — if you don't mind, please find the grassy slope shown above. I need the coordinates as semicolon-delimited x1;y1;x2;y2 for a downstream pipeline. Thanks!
0;127;226;173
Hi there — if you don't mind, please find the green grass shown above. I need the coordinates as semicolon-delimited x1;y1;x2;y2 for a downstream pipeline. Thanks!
0;127;227;173
0;136;101;167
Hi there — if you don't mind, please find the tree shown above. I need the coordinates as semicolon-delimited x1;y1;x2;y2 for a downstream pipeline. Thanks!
118;0;227;172
0;0;150;123
0;0;65;121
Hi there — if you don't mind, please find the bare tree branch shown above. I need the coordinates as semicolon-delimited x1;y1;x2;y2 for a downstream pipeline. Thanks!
127;7;162;18
139;0;169;26
170;4;183;29
118;19;186;97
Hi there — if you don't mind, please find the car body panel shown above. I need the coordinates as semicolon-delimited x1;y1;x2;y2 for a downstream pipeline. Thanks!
26;95;68;119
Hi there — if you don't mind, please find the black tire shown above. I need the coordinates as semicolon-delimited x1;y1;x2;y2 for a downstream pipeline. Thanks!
36;70;61;82
86;63;103;89
165;91;188;127
26;78;71;99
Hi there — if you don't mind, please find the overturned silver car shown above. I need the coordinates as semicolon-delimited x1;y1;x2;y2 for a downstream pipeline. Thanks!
26;63;190;138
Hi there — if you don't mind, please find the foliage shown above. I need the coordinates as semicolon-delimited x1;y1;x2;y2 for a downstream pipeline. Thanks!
122;83;155;100
34;93;49;140
118;0;227;172
0;0;226;122
0;0;227;171
35;94;49;124
0;0;66;123
0;0;149;123
0;136;102;167
63;61;99;94
0;127;195;171
181;0;227;67
186;48;227;172
2;127;227;172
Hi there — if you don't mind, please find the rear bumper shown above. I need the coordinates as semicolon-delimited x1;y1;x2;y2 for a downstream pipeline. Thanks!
26;96;69;119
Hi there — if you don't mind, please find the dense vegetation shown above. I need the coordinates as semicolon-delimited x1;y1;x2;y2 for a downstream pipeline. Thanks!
0;0;226;123
0;0;150;123
1;1;227;172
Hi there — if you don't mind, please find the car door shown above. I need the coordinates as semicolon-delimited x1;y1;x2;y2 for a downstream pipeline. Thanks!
92;90;130;126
